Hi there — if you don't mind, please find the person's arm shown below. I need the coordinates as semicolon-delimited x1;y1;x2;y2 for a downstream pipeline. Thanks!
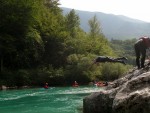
147;39;150;47
146;48;150;62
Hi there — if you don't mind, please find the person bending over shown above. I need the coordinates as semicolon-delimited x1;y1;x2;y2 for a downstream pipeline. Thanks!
134;36;150;69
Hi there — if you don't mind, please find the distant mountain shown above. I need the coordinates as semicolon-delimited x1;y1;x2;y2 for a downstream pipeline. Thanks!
61;7;150;40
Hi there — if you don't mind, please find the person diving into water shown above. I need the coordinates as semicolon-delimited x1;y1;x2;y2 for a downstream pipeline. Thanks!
90;56;127;67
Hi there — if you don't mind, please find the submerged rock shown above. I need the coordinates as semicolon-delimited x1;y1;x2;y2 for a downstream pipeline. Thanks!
83;67;150;113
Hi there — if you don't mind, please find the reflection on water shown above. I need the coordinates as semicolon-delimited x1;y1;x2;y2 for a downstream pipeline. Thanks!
0;86;104;113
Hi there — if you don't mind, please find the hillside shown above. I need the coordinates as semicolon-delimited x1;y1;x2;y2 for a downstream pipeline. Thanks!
61;7;150;40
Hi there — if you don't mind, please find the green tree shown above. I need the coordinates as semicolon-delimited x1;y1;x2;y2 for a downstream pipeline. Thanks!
65;9;80;38
88;15;103;38
39;0;68;68
110;38;136;65
0;0;44;70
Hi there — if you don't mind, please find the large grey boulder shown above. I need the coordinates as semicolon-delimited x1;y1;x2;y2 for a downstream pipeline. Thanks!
83;68;150;113
83;88;118;113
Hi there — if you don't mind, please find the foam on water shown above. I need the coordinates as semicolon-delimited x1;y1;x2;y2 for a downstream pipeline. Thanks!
0;86;104;113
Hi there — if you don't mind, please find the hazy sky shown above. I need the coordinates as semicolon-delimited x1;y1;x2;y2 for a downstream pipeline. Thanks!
59;0;150;22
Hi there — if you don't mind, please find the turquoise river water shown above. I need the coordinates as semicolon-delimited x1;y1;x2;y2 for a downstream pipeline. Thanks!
0;86;104;113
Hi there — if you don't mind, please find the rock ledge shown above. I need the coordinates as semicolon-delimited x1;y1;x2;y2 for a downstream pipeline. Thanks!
83;67;150;113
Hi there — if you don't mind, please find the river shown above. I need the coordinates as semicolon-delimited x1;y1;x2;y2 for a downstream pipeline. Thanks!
0;86;104;113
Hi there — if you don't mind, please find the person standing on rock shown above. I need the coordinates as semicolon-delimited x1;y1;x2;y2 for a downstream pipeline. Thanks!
134;36;150;69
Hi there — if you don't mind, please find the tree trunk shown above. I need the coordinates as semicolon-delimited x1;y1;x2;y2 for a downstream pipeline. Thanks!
1;57;3;72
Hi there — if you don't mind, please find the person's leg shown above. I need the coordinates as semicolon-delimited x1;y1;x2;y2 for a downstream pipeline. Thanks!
134;45;141;69
114;57;127;60
141;48;146;68
114;59;126;64
106;57;126;64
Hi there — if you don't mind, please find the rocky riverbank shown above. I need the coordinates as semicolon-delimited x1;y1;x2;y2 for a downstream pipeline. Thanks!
0;85;31;90
83;66;150;113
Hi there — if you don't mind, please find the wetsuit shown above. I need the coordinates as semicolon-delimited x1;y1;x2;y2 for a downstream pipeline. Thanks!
95;56;110;62
95;56;126;64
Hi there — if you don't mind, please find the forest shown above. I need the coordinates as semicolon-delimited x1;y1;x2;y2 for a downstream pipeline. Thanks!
0;0;136;87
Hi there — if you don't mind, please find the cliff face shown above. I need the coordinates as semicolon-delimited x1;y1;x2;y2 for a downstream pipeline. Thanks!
83;67;150;113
